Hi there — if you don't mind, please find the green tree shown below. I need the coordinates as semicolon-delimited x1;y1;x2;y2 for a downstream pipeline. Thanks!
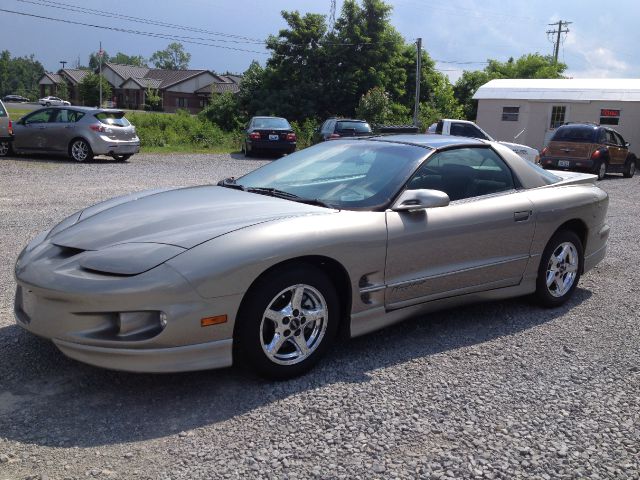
150;43;191;70
144;86;162;111
111;52;147;66
78;73;112;106
199;92;243;131
56;81;69;101
454;53;566;120
0;50;45;99
89;50;109;70
355;87;393;125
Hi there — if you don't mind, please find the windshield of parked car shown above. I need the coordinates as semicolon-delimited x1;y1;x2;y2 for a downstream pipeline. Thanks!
252;117;290;129
95;112;131;127
336;121;372;133
551;126;597;143
237;140;430;210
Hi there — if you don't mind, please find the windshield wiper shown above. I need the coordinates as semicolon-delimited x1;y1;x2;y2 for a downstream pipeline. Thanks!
217;177;245;190
246;187;334;209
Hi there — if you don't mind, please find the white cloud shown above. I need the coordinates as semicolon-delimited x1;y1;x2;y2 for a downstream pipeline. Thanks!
563;27;631;78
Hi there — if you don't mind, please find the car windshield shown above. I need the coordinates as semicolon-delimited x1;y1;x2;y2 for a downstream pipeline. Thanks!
551;126;597;143
252;117;290;129
236;140;429;210
95;112;131;127
336;121;371;133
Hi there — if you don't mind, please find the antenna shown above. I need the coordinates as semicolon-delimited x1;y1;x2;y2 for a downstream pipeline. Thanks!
329;0;336;31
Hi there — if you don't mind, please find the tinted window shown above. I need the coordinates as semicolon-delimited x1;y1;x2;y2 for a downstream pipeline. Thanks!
613;131;626;146
501;106;519;121
0;103;5;117
252;117;290;129
335;121;372;133
53;109;85;123
238;140;429;210
408;147;515;201
551;126;597;143
95;112;130;127
24;109;53;124
450;123;489;140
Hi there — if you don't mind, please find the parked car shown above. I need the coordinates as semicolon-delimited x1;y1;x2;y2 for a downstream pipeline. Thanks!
313;118;373;143
428;119;540;164
241;116;296;156
38;96;70;106
14;135;609;378
0;98;13;157
3;94;30;103
540;123;637;180
12;106;140;162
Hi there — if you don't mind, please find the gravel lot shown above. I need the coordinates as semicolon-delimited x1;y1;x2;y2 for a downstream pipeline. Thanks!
0;153;638;480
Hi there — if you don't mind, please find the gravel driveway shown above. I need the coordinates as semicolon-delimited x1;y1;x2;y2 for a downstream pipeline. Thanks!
0;153;638;480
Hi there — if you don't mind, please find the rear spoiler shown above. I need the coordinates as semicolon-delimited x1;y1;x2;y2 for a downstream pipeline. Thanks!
547;170;597;186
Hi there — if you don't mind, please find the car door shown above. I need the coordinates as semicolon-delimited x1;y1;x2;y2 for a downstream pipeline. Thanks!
47;109;79;152
606;130;625;166
13;109;55;152
385;146;536;309
612;131;628;165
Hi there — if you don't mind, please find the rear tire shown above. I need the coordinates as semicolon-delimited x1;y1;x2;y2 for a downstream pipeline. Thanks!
69;139;93;162
535;230;583;308
593;159;607;180
0;141;9;157
235;264;339;379
623;155;636;178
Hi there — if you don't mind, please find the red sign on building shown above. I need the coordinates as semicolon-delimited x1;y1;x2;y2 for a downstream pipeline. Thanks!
600;109;620;117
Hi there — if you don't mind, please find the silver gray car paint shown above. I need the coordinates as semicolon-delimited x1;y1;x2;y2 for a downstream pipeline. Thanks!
14;137;610;372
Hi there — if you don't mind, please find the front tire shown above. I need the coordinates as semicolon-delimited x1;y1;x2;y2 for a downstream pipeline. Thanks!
535;230;583;308
235;264;339;379
112;154;131;162
69;139;93;162
623;155;636;178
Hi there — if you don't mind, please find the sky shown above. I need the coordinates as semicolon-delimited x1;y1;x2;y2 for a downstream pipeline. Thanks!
1;0;639;82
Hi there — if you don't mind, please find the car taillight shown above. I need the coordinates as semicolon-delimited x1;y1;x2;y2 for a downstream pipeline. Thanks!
90;124;107;133
541;147;548;156
249;132;261;140
8;120;12;135
591;149;601;159
286;132;296;141
328;133;341;139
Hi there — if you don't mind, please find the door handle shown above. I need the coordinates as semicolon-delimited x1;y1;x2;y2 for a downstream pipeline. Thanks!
38;126;46;129
514;210;532;222
64;125;75;129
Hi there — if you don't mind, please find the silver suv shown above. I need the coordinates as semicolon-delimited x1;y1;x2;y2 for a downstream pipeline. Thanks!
0;99;13;156
11;106;140;162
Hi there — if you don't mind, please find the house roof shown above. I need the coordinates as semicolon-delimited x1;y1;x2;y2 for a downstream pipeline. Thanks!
146;69;210;88
218;74;242;84
473;78;640;102
104;63;151;82
40;72;64;84
122;77;163;89
196;82;241;94
60;69;90;85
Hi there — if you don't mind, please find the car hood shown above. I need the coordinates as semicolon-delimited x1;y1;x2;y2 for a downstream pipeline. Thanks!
50;186;332;250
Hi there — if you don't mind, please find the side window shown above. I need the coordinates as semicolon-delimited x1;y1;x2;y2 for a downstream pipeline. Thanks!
53;109;69;123
69;111;85;123
24;109;53;124
321;121;331;134
407;148;515;201
613;132;626;147
597;129;607;144
606;131;617;145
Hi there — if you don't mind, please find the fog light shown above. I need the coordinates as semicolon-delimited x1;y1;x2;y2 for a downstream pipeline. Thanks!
117;311;165;338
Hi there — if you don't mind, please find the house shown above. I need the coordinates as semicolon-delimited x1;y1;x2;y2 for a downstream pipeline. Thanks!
473;78;640;150
38;63;241;113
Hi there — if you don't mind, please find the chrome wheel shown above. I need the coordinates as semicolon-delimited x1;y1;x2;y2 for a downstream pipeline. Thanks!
71;140;90;162
545;242;579;298
0;142;8;156
260;284;328;365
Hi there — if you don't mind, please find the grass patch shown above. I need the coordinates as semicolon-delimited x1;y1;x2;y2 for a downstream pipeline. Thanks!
7;108;31;120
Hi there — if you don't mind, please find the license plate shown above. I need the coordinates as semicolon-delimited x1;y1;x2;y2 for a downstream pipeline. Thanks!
269;134;279;141
558;160;570;167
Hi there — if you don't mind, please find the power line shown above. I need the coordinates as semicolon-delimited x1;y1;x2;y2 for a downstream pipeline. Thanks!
16;0;265;43
0;8;270;54
547;20;571;63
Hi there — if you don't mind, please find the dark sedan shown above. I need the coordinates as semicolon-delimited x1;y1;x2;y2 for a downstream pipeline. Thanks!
313;118;373;144
2;94;30;103
241;116;297;156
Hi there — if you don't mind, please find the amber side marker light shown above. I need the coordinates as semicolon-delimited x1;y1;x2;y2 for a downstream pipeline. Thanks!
201;315;228;327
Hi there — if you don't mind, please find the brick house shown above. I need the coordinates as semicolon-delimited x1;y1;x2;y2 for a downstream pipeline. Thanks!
38;63;241;112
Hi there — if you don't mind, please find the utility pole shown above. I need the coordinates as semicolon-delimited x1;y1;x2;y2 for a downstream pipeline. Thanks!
98;41;103;107
547;20;571;63
59;60;67;70
413;37;422;127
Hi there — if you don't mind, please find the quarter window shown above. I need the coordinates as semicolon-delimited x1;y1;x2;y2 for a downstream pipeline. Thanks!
408;147;515;201
501;106;519;122
550;106;566;129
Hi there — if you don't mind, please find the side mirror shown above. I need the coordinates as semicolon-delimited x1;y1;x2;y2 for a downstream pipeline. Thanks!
392;189;450;212
625;142;630;148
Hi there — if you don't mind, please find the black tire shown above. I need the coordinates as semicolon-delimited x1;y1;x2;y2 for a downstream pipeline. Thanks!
623;155;636;178
0;141;9;157
593;159;607;180
45;102;51;107
242;141;251;157
112;154;131;162
235;264;340;379
69;138;93;162
535;230;583;308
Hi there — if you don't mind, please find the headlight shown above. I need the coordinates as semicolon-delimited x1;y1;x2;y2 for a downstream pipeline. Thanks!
80;243;186;275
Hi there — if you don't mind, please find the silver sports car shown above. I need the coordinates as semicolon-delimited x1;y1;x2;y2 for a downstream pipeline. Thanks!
14;135;610;378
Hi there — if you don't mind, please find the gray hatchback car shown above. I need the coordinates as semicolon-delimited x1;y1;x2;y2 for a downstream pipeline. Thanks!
12;106;140;162
0;99;13;157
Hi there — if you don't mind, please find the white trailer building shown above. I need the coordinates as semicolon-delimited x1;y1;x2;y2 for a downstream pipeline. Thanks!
473;78;640;152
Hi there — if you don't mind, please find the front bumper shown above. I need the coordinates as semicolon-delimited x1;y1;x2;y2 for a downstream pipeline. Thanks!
14;239;241;372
